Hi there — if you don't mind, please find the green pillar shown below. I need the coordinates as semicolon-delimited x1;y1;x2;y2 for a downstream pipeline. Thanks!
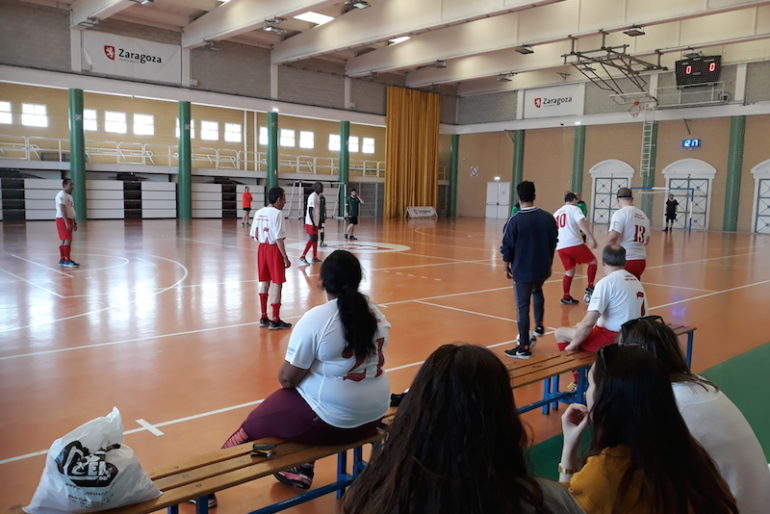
571;125;585;194
338;121;350;217
640;121;658;217
511;129;525;206
448;134;459;218
68;88;86;222
266;112;279;191
723;116;746;231
177;101;192;220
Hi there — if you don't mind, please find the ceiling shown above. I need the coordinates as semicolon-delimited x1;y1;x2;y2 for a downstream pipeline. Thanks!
23;0;770;96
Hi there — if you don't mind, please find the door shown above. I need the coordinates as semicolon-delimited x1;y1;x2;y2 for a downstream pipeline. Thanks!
486;181;511;218
668;177;710;230
755;178;770;234
592;176;630;225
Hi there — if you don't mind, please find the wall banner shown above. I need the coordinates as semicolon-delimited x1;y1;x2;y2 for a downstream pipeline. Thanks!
82;32;182;85
523;84;584;119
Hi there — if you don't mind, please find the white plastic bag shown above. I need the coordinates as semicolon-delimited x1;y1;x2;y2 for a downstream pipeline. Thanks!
25;407;161;513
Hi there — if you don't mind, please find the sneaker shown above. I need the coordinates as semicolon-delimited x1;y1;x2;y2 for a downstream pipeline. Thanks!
344;234;349;240
61;260;80;268
515;333;538;349
258;317;269;328
534;325;545;337
319;242;328;248
311;258;322;264
566;381;578;392
58;260;68;266
268;319;292;330
188;494;217;509
298;257;309;265
560;296;579;305
583;287;594;305
274;464;314;490
349;235;358;241
504;345;532;359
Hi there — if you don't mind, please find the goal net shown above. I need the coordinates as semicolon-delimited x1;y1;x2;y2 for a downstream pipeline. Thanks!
631;187;695;233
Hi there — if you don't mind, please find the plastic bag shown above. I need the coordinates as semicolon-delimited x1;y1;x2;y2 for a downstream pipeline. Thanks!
25;407;161;513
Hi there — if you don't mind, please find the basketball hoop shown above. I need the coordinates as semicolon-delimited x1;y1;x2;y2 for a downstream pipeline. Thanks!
628;101;642;118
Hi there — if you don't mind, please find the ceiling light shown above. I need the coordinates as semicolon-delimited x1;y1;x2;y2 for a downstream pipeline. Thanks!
515;45;534;55
389;36;410;45
623;25;645;37
294;12;334;25
203;40;222;51
416;60;447;70
346;1;371;8
263;25;286;34
77;17;99;28
130;0;154;5
574;121;582;125
497;72;515;82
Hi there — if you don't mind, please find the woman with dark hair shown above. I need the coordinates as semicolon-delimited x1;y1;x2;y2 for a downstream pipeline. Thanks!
619;317;770;513
344;344;583;514
560;344;737;514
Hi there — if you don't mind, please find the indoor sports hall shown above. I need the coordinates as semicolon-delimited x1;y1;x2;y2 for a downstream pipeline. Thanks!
1;1;769;513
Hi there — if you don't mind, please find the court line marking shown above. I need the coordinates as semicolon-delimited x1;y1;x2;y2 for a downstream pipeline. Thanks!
8;254;74;277
0;269;65;299
649;278;770;311
136;418;164;437
640;281;715;293
414;300;517;323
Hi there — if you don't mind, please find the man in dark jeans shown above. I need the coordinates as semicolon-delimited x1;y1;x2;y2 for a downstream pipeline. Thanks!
501;181;558;359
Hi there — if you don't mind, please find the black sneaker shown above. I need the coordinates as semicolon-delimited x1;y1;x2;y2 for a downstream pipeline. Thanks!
583;287;594;305
274;464;314;490
188;493;217;509
319;242;328;248
344;234;349;240
311;258;322;263
269;319;292;330
504;345;532;359
349;235;358;241
298;257;309;265
534;325;545;337
560;296;579;305
258;317;269;328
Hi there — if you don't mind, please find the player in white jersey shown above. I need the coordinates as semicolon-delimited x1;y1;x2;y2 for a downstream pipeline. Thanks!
554;192;598;305
250;187;292;330
608;187;650;279
299;182;323;265
55;178;79;267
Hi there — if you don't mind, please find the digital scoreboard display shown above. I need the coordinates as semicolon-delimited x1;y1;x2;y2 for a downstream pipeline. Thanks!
675;56;721;87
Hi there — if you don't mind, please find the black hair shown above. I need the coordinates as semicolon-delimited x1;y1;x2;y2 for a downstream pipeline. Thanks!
344;344;551;514
313;182;323;194
564;192;578;203
602;244;626;267
617;187;633;199
267;186;285;205
516;181;535;203
320;250;377;360
350;188;357;193
62;178;72;187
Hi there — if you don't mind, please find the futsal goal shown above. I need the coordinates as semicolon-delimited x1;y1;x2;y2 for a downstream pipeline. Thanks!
631;186;695;233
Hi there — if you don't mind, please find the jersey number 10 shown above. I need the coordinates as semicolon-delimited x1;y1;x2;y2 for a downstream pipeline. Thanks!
556;213;567;228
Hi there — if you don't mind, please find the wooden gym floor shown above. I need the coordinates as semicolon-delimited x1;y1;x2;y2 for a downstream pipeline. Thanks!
1;217;769;513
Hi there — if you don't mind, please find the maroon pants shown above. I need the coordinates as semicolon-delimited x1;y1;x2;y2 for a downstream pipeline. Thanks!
222;388;380;448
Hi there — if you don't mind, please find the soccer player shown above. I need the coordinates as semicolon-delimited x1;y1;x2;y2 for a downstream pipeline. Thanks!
344;188;363;241
240;186;253;227
664;194;679;232
554;192;598;305
501;181;558;359
607;187;650;280
250;187;292;330
55;178;79;267
318;188;328;248
556;245;647;355
299;182;323;265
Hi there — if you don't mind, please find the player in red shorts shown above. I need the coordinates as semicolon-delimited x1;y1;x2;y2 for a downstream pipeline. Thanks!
553;192;598;305
55;178;79;267
299;182;323;265
607;187;650;280
250;187;292;330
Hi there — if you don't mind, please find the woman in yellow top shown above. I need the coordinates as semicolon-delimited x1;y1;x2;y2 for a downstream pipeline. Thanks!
559;344;737;514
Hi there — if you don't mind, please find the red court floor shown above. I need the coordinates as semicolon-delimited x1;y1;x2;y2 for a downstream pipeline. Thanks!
1;217;769;513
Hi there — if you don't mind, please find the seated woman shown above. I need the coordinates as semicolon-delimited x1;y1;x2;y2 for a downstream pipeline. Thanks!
560;344;737;514
217;250;390;498
619;316;770;514
344;344;583;514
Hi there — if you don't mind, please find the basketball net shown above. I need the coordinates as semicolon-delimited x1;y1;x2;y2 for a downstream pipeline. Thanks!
628;100;642;118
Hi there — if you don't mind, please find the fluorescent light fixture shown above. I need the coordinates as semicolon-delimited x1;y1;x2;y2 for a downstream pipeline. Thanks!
272;107;280;112
77;17;99;28
130;0;153;4
497;72;515;82
294;12;334;25
494;176;501;181
389;36;410;45
515;45;534;54
623;25;645;37
203;40;222;51
263;25;286;35
346;0;371;8
574;121;581;125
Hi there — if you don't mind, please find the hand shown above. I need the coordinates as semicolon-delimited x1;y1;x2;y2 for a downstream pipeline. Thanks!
505;262;512;280
561;403;589;447
589;237;597;249
73;221;78;232
564;342;581;351
283;256;291;269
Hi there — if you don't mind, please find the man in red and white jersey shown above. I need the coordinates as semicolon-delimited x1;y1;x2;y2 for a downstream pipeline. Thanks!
299;182;323;265
554;192;598;305
250;187;292;330
55;178;79;267
556;245;647;355
607;187;650;280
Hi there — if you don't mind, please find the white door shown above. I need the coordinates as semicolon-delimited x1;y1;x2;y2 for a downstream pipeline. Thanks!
668;177;710;230
755;179;770;234
486;181;511;219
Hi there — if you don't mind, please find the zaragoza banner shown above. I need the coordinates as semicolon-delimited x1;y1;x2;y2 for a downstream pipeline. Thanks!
82;32;182;84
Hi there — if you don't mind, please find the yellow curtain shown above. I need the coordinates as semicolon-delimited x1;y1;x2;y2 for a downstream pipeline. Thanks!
384;87;440;218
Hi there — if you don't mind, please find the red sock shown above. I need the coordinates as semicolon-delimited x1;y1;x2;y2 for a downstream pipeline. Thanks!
311;241;318;259
557;342;568;352
587;263;597;288
563;275;573;298
259;293;268;319
59;245;66;260
301;241;313;258
271;303;281;322
63;245;71;261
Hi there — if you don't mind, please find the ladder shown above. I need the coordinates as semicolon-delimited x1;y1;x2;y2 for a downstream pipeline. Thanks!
639;120;655;180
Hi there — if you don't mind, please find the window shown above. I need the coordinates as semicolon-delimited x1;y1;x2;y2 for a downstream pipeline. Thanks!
175;118;196;138
133;113;154;136
224;122;242;143
0;101;11;124
104;111;127;133
299;130;314;149
328;134;340;152
362;137;375;154
280;128;295;147
349;136;359;153
259;126;268;145
21;103;48;128
83;109;97;131
201;120;219;141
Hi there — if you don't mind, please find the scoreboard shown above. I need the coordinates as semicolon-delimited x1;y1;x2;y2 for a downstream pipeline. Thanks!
675;56;721;87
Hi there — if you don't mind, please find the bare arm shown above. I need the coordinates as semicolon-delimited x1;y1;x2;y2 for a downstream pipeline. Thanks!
278;361;309;388
606;229;621;246
577;218;597;248
276;238;291;269
564;310;601;351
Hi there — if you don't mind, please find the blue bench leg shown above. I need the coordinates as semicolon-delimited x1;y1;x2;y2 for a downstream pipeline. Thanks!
336;450;348;499
352;445;365;477
685;332;694;367
575;367;588;405
552;374;560;411
541;377;551;414
167;505;179;514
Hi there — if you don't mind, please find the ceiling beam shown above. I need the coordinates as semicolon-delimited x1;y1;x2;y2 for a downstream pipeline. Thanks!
270;0;564;65
347;0;770;76
162;0;219;10
181;0;332;49
71;0;133;28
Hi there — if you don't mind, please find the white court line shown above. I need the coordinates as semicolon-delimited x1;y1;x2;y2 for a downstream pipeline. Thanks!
641;281;715;293
649;278;770;311
136;418;164;437
645;251;757;270
8;254;74;277
0;269;64;299
399;252;481;262
415;300;517;323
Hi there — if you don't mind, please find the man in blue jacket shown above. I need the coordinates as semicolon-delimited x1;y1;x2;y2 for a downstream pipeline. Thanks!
501;181;558;358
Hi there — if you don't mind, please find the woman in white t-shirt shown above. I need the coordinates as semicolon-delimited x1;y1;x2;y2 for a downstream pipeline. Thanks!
220;250;390;493
619;317;770;514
